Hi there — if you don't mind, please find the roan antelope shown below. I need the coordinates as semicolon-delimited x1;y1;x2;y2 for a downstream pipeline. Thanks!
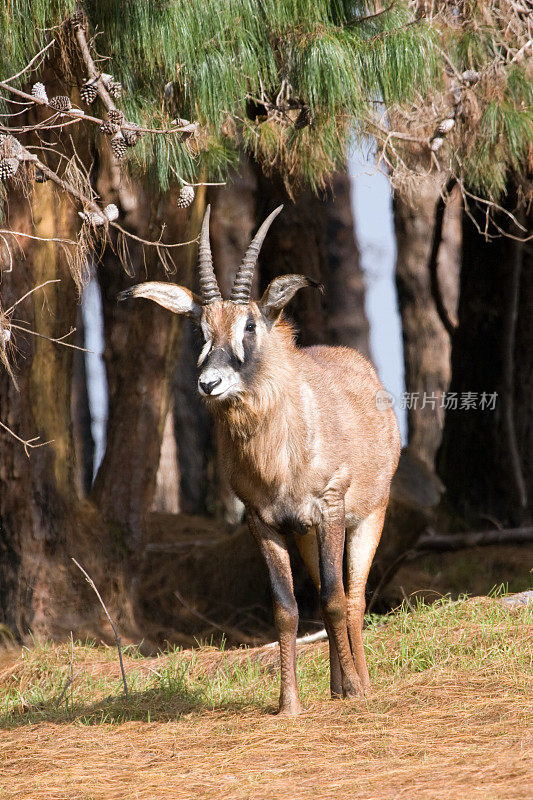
119;205;401;715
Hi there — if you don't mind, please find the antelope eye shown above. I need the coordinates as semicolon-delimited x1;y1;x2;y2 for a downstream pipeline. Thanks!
245;320;256;333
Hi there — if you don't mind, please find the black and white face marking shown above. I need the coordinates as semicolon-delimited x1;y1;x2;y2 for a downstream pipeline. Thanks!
197;319;213;367
197;308;261;400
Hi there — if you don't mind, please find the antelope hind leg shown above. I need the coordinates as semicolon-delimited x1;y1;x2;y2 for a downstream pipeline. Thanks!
294;528;343;699
346;503;387;693
317;495;363;699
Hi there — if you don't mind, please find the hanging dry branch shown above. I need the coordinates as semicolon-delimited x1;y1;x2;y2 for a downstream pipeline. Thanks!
0;420;52;457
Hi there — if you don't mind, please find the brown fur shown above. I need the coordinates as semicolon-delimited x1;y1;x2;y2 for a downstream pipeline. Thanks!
205;303;400;527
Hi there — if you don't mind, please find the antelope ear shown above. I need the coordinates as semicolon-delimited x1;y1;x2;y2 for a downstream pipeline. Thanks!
118;282;202;321
258;274;321;322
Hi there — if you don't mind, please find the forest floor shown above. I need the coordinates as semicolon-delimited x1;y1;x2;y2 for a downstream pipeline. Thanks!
0;595;531;800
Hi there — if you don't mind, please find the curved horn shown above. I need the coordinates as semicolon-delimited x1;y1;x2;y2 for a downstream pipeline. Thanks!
230;205;283;304
197;205;222;304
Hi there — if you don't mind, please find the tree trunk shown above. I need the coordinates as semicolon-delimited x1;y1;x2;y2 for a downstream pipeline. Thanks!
254;172;328;345
0;185;104;639
91;187;204;544
324;170;370;356
71;306;95;496
438;192;532;526
255;166;368;351
394;179;461;468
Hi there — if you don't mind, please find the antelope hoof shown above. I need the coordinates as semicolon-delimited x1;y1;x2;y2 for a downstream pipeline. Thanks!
343;678;365;700
277;700;303;716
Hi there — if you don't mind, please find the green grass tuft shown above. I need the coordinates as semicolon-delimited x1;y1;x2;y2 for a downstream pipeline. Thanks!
0;593;530;728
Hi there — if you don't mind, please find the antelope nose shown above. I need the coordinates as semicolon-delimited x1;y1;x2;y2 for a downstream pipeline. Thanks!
199;377;222;395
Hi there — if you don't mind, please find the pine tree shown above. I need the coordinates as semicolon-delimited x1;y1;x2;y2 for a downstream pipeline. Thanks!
0;1;439;193
383;1;532;206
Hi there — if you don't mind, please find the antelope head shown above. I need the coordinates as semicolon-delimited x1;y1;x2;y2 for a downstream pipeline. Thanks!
119;205;318;401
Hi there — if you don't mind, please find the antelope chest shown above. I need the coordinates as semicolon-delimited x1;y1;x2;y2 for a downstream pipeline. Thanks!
226;442;327;533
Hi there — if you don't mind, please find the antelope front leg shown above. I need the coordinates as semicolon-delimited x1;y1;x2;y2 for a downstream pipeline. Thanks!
247;510;302;715
317;495;363;699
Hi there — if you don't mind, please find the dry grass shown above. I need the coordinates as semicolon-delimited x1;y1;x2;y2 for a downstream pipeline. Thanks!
0;595;531;800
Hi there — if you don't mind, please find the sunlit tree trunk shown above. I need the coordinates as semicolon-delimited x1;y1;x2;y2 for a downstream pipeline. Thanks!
0;185;99;638
91;186;204;544
394;179;461;469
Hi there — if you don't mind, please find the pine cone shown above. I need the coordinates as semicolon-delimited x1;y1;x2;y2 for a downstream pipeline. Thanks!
436;118;455;135
99;121;119;136
461;70;480;86
108;81;122;99
0;323;11;344
177;184;195;208
0;158;19;180
0;135;23;160
122;124;142;147
429;136;444;152
78;209;106;226
107;109;124;126
80;80;98;104
110;132;127;159
49;96;72;112
103;203;119;221
174;120;198;141
31;82;48;103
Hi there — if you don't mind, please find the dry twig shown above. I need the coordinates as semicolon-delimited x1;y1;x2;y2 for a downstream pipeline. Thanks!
71;558;129;700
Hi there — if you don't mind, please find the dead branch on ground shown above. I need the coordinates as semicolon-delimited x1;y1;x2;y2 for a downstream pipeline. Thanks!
71;558;129;700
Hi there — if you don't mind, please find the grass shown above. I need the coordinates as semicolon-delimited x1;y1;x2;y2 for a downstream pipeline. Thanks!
0;594;531;799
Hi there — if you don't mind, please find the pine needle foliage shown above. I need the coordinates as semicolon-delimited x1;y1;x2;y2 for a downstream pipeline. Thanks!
385;1;532;203
0;1;438;191
443;1;533;200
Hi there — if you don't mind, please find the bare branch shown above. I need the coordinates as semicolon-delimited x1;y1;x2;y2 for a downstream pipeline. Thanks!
0;420;52;457
0;80;193;136
4;279;60;315
0;228;77;247
10;323;90;353
4;139;198;252
3;39;56;84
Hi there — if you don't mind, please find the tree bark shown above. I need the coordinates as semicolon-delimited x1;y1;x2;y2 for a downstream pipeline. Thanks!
152;409;180;514
0;185;103;639
91;187;204;544
254;171;328;345
255;166;369;351
324;170;370;356
438;192;532;526
394;179;461;468
71;305;95;496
